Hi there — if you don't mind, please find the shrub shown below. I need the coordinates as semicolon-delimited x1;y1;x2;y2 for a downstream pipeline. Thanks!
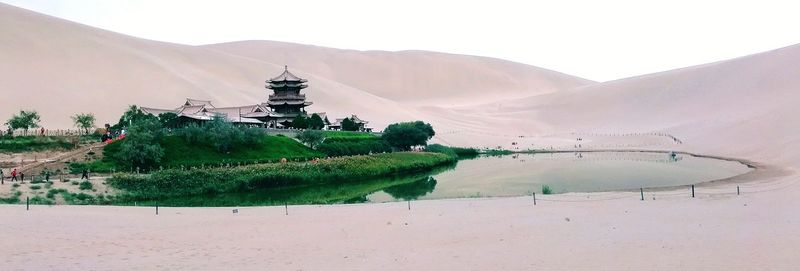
425;144;457;158
296;130;325;149
108;152;456;200
29;185;42;190
542;185;553;195
79;181;93;190
115;118;164;170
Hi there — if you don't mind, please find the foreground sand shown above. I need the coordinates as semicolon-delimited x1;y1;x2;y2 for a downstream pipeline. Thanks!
2;169;798;270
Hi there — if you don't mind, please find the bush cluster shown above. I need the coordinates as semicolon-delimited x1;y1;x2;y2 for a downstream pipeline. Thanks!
317;139;392;157
108;152;456;200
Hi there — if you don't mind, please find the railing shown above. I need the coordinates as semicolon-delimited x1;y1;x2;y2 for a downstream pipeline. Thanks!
268;94;306;100
1;129;88;137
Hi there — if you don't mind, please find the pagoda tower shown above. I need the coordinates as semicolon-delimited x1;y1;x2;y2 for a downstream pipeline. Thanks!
264;66;313;126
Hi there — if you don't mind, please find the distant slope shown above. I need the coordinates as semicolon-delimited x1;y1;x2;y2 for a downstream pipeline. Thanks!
488;44;800;164
203;41;595;106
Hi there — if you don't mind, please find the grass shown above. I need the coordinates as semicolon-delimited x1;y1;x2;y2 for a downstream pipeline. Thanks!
321;131;377;139
426;144;480;159
0;136;77;152
0;191;22;204
542;185;553;195
71;134;324;173
44;188;106;205
108;152;456;201
71;181;79;185
159;135;323;167
29;185;42;190
79;181;93;190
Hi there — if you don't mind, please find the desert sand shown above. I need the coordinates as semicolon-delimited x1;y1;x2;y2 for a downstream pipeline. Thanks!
1;2;800;270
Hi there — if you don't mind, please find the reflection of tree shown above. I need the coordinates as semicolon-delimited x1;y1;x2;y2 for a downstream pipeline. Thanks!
382;176;438;200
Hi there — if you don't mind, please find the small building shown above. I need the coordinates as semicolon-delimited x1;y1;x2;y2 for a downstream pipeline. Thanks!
141;99;268;126
328;114;372;132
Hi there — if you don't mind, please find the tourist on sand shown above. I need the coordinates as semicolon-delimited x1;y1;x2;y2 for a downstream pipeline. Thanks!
43;169;50;182
19;171;24;183
81;168;89;180
10;168;17;182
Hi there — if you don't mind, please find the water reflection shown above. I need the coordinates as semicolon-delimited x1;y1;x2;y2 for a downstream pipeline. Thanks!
135;152;750;207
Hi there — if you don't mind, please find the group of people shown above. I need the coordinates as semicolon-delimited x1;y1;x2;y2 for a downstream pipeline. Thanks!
0;168;91;185
0;168;23;185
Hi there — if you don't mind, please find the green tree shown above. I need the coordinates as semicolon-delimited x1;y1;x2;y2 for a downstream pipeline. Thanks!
341;117;360;131
295;129;325;149
6;110;41;134
157;112;180;128
71;113;96;134
205;114;243;153
381;121;435;151
308;113;325;130
113;105;156;131
292;114;309;129
115;118;164;170
413;121;435;139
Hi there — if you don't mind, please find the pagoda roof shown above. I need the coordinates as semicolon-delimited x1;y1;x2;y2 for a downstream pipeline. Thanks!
184;98;215;108
266;100;313;106
268;66;307;83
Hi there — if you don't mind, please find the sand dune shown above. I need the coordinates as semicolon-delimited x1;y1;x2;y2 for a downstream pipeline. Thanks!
0;3;590;131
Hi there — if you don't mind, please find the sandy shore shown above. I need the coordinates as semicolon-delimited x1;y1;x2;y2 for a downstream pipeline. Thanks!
2;168;798;270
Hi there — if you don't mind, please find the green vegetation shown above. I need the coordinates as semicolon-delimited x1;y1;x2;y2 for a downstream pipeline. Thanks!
321;131;376;139
71;113;96;134
157;112;180;128
29;185;42;190
6;110;40;135
44;189;106;205
115;117;164;170
542;185;553;195
177;116;262;153
74;134;322;172
121;169;449;207
308;113;325;130
0;191;22;204
71;181;79;185
108;152;455;201
291;114;309;129
317;137;392;157
341;117;360;131
382;121;435;151
0;136;76;152
296;130;325;149
79;181;93;190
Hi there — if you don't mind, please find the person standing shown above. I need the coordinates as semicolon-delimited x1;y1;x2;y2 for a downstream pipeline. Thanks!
0;168;4;185
81;168;89;180
11;168;17;182
19;171;24;183
43;169;50;182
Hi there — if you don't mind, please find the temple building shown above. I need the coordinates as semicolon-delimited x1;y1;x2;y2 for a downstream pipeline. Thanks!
141;66;369;130
265;66;313;127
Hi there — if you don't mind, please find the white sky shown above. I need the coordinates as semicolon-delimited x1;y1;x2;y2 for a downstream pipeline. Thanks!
3;0;799;81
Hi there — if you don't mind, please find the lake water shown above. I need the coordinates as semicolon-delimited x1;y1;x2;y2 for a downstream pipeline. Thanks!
152;152;752;206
